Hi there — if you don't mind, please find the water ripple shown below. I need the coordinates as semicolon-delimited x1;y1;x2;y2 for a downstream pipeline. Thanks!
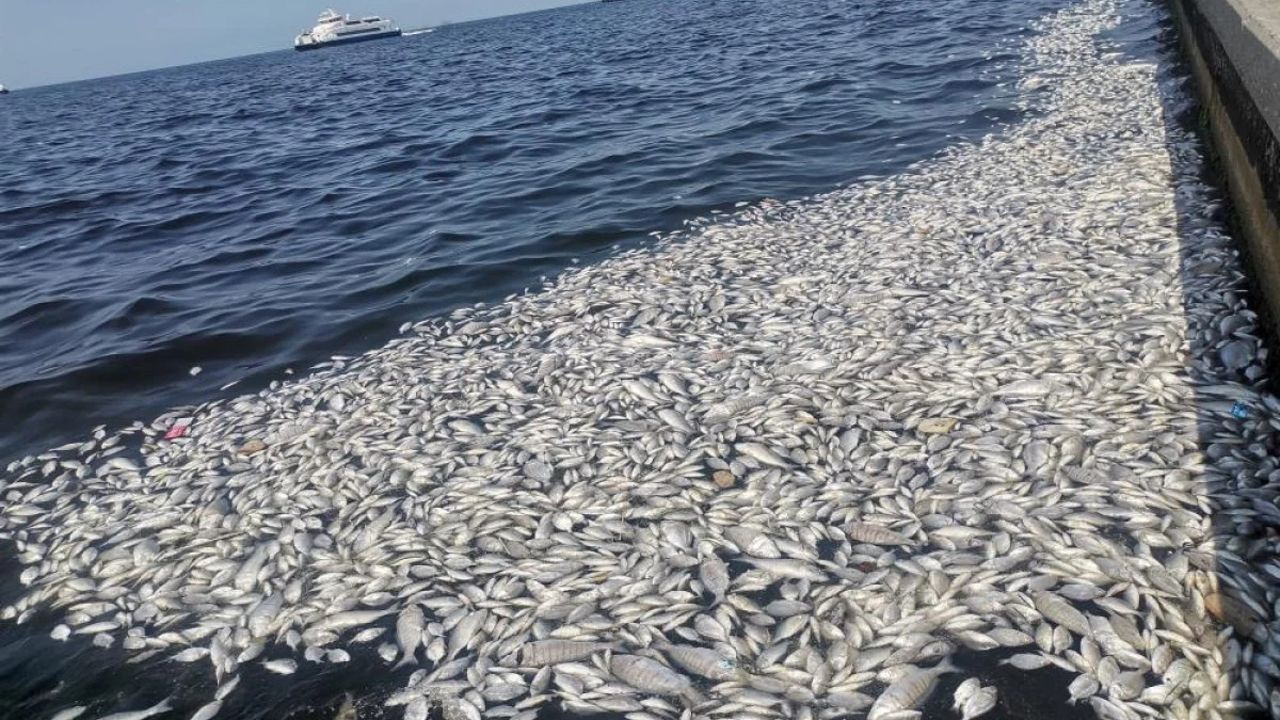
1;0;1064;462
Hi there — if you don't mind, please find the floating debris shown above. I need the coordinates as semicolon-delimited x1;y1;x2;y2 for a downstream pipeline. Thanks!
917;417;958;434
161;417;191;440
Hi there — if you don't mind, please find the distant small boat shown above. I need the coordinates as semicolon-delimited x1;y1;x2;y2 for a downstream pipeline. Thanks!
294;9;402;51
0;85;9;95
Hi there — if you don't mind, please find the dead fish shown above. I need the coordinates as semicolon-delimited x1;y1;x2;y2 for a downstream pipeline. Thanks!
1032;591;1092;636
189;700;222;720
735;442;790;468
659;642;739;681
725;527;781;558
312;609;395;634
610;654;692;695
764;599;811;617
91;697;173;720
699;554;730;602
962;687;997;720
1068;675;1100;704
846;522;915;546
1002;653;1053;670
953;678;981;710
262;658;297;675
395;606;425;667
658;409;695;433
520;640;612;666
868;660;956;720
705;395;768;424
744;557;827;582
447;610;486;659
827;691;874;711
997;379;1056;398
523;459;553;482
0;10;1266;719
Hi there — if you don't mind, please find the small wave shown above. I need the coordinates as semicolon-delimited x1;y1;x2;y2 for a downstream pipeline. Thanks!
0;0;1073;479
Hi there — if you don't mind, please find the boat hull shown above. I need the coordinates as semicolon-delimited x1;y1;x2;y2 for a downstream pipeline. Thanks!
295;28;402;51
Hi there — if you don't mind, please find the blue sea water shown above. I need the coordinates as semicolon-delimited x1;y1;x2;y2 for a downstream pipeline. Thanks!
0;0;1062;467
0;0;1093;716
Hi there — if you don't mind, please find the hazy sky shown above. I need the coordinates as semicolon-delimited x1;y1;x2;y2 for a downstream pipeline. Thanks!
0;0;584;89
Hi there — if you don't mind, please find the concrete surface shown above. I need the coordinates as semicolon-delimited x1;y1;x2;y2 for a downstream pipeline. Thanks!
1169;0;1280;357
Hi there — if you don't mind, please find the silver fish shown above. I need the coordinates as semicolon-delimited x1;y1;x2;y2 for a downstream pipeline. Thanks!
660;643;738;681
961;687;997;720
610;654;692;695
699;554;730;602
395;606;425;667
846;523;915;546
520;640;612;666
91;697;172;720
1032;591;1091;637
868;660;956;720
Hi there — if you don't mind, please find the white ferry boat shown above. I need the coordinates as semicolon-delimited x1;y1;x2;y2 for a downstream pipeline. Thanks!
294;9;401;51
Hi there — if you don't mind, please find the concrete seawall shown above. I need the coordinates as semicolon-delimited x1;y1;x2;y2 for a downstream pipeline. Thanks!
1167;0;1280;351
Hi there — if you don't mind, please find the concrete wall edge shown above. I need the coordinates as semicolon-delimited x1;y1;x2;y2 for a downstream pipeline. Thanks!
1165;0;1280;363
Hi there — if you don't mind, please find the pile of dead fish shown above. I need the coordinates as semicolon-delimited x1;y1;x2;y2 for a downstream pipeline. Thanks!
4;0;1280;718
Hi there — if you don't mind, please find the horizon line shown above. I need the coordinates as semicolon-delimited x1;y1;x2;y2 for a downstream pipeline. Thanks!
4;0;595;92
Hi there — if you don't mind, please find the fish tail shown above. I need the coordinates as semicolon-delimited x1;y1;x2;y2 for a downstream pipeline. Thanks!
934;656;960;675
680;687;708;707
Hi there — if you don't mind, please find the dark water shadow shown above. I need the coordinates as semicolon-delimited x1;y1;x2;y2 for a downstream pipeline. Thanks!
1152;0;1280;716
